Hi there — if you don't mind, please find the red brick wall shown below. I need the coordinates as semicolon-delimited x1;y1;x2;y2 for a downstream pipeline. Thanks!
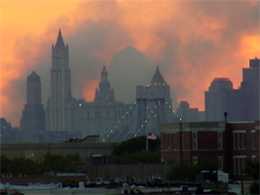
198;131;218;150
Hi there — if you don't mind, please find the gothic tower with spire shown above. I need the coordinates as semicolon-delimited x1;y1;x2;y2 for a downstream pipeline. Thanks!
95;66;115;104
46;30;73;131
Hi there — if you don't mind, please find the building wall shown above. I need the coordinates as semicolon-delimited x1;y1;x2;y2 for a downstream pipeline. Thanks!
72;100;133;137
160;121;260;177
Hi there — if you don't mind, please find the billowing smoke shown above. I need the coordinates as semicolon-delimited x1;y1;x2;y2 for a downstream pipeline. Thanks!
0;0;259;125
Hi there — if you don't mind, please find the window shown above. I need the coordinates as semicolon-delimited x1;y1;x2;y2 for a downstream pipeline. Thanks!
192;132;198;150
233;131;246;150
218;132;223;150
251;131;257;150
233;156;246;176
218;156;223;170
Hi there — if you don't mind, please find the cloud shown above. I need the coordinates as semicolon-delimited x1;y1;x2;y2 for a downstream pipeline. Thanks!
0;0;259;125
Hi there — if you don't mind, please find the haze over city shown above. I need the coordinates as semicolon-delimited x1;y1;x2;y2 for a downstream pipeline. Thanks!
1;0;260;126
1;1;260;195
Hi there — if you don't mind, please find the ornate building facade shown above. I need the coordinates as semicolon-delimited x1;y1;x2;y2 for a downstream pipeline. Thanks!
46;30;73;131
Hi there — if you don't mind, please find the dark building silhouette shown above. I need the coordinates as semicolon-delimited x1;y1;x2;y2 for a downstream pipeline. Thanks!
20;71;45;131
205;58;260;121
95;66;115;104
46;29;73;131
239;58;260;120
205;78;234;121
177;101;205;122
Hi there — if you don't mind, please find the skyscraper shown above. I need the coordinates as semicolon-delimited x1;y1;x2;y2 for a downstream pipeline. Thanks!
239;58;260;120
46;30;73;131
136;66;176;135
205;78;234;121
20;71;45;130
205;58;260;121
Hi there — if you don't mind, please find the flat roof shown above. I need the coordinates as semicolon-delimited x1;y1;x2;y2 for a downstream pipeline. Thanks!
160;121;260;133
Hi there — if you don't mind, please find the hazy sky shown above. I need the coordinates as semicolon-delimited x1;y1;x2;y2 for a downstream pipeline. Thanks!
0;0;259;125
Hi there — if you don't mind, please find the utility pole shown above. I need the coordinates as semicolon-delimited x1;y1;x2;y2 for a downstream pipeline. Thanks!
146;135;149;152
179;121;183;165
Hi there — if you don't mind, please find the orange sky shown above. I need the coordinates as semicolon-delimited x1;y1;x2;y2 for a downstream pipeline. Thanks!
0;0;259;125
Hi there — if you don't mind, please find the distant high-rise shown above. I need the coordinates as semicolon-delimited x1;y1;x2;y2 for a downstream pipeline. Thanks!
205;58;260;121
46;30;73;131
239;58;260;120
136;66;177;134
20;71;45;130
205;78;234;121
95;66;115;104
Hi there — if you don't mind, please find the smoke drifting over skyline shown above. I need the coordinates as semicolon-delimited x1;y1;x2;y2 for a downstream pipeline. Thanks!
0;0;259;125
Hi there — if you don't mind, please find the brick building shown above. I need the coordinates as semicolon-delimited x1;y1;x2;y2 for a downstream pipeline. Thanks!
160;121;260;177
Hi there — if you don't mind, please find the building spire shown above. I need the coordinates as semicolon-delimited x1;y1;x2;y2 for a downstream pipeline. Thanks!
151;66;167;85
101;66;108;81
55;29;65;48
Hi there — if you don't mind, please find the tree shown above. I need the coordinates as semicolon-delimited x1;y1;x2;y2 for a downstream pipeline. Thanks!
112;136;160;163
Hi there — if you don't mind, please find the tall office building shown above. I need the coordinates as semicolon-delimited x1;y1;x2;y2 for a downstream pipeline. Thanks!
136;67;177;135
20;71;45;130
239;58;260;120
205;58;260;121
46;30;73;131
205;78;234;121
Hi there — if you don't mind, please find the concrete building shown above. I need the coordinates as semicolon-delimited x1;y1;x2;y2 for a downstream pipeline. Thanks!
46;30;73;131
205;58;260;121
205;78;234;121
20;71;45;131
136;66;177;136
160;121;260;177
239;58;260;121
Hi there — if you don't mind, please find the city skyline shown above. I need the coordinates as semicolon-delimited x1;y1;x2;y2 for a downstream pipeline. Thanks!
1;1;260;125
1;41;259;127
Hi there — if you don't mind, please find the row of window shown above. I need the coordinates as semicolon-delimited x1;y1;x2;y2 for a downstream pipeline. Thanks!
233;131;257;150
162;131;258;151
